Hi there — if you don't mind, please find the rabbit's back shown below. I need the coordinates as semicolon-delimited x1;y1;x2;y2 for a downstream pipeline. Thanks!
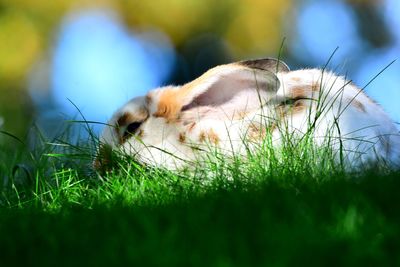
271;69;400;167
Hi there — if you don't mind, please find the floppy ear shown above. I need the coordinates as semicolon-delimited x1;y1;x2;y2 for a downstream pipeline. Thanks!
148;58;287;121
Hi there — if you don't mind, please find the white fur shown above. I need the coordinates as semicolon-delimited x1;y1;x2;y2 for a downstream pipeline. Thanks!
100;65;400;170
275;69;400;167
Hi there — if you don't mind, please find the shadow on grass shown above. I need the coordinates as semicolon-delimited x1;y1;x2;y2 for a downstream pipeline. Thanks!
1;171;400;267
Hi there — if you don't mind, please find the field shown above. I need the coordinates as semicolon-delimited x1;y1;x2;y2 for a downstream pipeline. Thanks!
1;125;400;267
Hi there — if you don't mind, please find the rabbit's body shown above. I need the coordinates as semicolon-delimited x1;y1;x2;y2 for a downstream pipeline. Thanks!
99;58;400;170
273;69;400;167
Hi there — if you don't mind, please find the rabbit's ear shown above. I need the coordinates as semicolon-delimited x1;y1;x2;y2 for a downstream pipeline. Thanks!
148;61;283;121
238;57;290;73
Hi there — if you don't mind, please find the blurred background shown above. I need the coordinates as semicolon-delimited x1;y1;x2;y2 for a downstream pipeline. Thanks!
0;0;399;142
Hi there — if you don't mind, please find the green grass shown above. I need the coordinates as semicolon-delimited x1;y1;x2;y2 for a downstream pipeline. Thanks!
1;122;400;267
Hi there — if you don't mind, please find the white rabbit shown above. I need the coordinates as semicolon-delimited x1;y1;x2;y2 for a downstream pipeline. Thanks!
98;58;400;170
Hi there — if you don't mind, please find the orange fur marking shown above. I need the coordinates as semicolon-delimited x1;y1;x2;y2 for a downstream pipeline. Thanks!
153;65;246;120
154;89;184;121
311;82;321;92
247;123;267;141
290;77;302;82
290;85;311;99
153;69;217;120
199;131;207;142
207;129;220;144
198;129;220;144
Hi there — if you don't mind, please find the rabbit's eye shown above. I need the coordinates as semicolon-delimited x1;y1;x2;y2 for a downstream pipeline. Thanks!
123;122;141;139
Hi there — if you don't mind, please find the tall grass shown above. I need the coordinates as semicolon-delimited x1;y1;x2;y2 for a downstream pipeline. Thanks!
0;98;394;210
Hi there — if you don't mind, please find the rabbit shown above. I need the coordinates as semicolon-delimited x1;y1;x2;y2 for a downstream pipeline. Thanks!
97;58;400;170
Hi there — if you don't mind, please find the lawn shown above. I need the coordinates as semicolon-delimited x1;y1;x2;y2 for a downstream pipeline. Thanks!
0;128;399;266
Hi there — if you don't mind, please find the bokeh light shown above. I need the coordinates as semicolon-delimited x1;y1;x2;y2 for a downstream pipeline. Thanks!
352;0;400;123
384;0;400;43
355;48;400;123
291;0;363;68
51;10;175;125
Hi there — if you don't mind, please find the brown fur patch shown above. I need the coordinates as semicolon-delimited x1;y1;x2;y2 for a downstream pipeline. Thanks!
179;132;186;143
290;77;302;82
198;129;220;144
275;99;307;119
199;131;207;142
311;82;321;92
292;100;307;114
290;85;311;99
137;129;144;138
350;98;366;113
247;123;267;141
207;129;220;144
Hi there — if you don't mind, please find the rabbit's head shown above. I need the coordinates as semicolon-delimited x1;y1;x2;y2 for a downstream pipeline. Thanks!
97;58;289;169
